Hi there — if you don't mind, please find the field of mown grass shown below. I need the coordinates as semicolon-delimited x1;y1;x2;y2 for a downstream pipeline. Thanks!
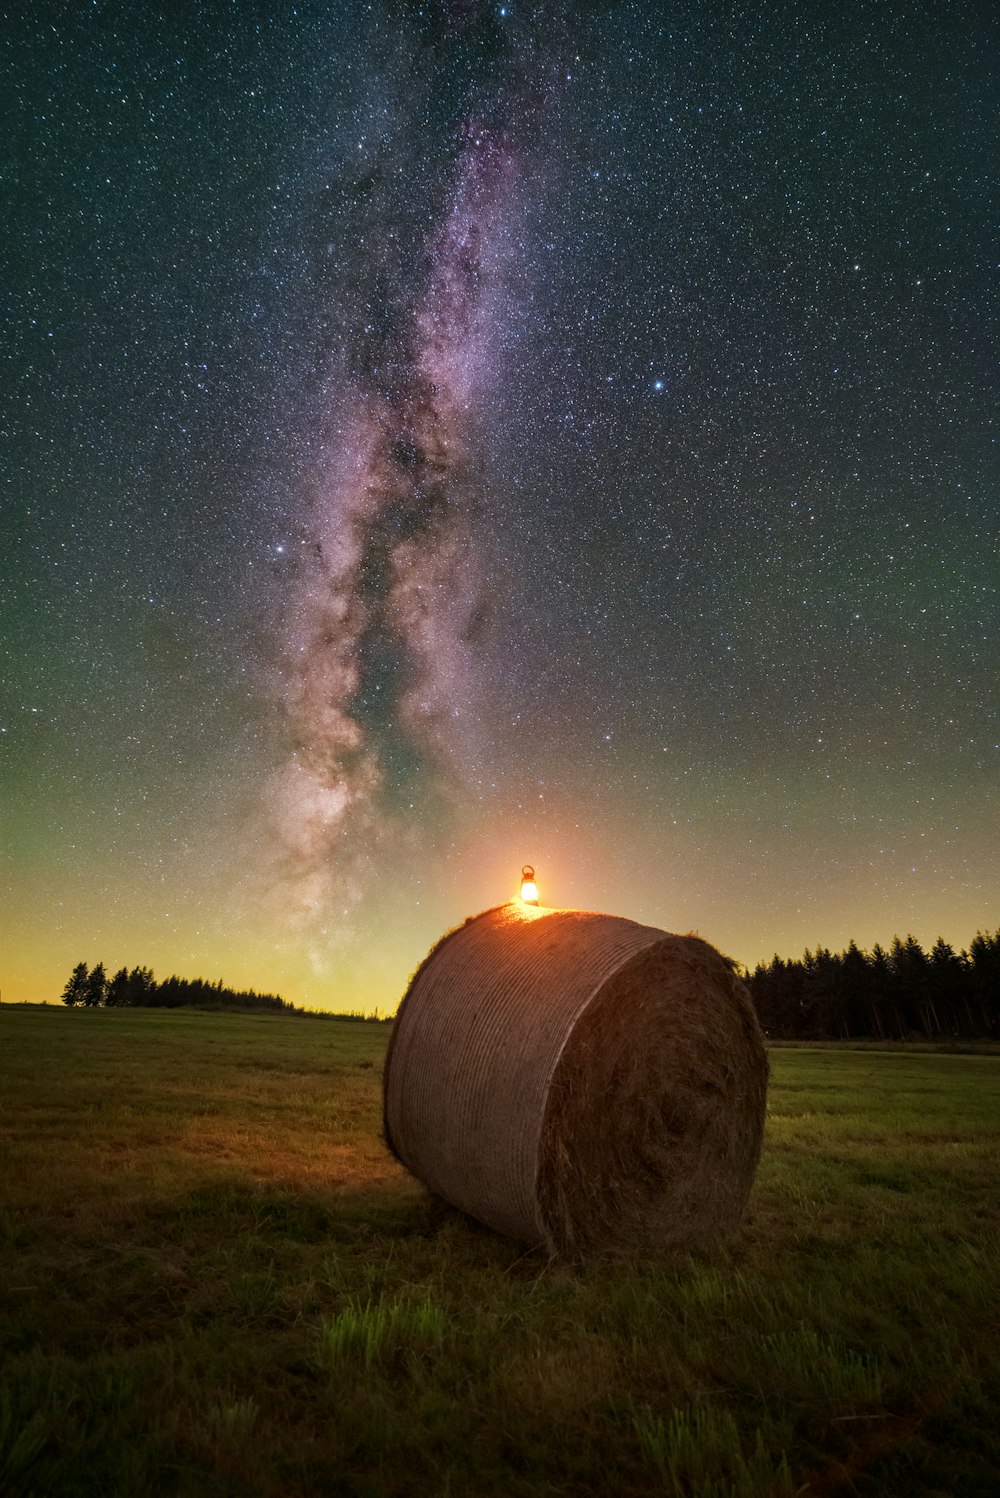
2;1006;998;1497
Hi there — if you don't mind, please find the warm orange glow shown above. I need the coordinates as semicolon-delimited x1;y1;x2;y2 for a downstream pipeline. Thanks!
520;864;539;905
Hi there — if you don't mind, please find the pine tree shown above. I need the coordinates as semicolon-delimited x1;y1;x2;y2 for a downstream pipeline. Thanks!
967;930;1000;1036
125;966;155;1006
840;941;873;1037
61;962;89;1007
106;967;130;1008
83;961;108;1008
868;944;893;1038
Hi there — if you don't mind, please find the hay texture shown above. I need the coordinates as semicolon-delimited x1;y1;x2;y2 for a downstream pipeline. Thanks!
383;903;768;1257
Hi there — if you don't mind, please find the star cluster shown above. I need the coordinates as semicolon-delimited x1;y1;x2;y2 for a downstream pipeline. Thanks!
3;2;996;1009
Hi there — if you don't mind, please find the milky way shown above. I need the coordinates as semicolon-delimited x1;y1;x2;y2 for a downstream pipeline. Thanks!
273;100;530;928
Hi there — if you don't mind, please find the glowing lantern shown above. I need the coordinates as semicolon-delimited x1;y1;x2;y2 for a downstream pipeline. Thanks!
520;864;539;905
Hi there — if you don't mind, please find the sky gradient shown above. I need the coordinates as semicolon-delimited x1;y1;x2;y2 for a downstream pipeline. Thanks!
3;1;997;1011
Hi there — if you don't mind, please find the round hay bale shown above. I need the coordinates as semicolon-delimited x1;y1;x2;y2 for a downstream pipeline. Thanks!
383;902;768;1257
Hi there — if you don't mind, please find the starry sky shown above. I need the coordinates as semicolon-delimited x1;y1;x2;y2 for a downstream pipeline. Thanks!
3;0;997;1011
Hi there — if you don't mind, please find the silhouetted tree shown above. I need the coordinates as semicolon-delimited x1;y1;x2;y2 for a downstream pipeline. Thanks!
927;938;964;1034
104;967;127;1008
83;962;107;1008
867;945;894;1038
967;930;1000;1036
840;941;875;1038
61;962;89;1007
802;947;843;1039
124;965;156;1006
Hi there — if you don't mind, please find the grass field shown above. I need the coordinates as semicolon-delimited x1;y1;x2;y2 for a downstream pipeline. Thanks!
2;1007;998;1496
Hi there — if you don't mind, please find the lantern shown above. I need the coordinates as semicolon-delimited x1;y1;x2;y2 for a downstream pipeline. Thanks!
520;864;539;905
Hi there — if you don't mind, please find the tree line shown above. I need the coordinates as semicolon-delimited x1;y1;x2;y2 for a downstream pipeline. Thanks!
59;929;999;1039
60;962;298;1014
743;929;999;1041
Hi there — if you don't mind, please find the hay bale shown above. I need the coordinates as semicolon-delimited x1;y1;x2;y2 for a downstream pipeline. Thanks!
383;903;768;1256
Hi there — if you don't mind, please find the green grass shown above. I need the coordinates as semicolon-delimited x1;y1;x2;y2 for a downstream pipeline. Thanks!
1;1008;998;1496
314;1296;447;1370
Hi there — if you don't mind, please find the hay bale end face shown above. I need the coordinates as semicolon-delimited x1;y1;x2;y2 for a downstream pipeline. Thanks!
383;903;768;1257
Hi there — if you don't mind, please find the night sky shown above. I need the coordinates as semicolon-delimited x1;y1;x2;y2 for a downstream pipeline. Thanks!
3;1;996;1012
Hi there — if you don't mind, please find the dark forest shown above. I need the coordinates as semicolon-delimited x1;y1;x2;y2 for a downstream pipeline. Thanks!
744;930;999;1041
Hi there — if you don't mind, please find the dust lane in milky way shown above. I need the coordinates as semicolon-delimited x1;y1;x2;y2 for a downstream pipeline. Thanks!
273;103;532;931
